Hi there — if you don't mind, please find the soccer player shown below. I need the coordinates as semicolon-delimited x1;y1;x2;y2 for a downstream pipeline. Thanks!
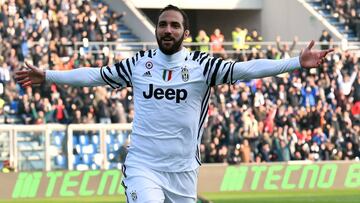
15;5;333;203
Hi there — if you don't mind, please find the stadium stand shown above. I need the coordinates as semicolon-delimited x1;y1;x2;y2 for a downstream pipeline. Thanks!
307;0;360;41
0;0;359;171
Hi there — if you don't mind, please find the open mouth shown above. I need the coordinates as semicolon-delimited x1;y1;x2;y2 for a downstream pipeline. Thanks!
161;37;174;42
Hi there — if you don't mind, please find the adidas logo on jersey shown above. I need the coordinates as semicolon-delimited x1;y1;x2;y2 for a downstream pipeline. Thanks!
142;71;152;77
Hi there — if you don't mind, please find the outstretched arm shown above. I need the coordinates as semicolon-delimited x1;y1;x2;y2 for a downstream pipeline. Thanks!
201;40;333;86
46;68;106;86
231;57;300;81
233;40;334;80
15;62;106;88
15;51;143;88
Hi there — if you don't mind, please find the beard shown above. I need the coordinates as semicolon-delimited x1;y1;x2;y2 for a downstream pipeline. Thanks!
156;32;184;55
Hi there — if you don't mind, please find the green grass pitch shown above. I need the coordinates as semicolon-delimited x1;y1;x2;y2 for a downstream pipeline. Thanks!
0;189;359;203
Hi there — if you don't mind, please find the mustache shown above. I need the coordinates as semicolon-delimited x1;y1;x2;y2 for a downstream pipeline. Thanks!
160;34;175;41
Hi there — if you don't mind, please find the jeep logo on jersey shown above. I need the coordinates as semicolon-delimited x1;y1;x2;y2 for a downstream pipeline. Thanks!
143;84;187;103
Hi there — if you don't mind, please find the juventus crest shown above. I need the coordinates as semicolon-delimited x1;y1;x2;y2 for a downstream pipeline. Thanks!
181;67;189;82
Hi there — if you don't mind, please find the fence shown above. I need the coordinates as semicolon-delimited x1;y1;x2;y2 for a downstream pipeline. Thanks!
0;124;132;172
33;40;360;60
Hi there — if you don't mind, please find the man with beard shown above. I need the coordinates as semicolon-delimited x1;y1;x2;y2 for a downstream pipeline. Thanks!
16;5;333;203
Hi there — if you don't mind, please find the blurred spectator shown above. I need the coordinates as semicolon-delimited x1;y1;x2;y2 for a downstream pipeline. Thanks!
183;33;193;51
96;96;112;123
246;29;263;50
0;58;11;88
319;30;333;50
259;142;271;162
210;28;227;59
301;86;317;107
232;26;248;60
105;23;119;42
347;8;360;38
336;65;357;96
344;141;355;160
1;160;14;173
242;109;259;138
240;139;251;163
195;30;210;52
53;98;69;124
312;127;328;145
32;45;42;66
276;35;298;59
279;138;291;161
18;93;32;124
108;11;126;25
72;109;83;123
265;45;277;59
352;71;360;102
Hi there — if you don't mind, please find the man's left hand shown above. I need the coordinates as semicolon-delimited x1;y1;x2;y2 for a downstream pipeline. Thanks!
300;40;334;69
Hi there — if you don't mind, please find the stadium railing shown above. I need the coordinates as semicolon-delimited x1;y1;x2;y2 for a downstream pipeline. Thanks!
0;124;132;172
34;40;359;59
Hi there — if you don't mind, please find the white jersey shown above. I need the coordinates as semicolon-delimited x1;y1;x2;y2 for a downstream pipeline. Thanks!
46;48;300;172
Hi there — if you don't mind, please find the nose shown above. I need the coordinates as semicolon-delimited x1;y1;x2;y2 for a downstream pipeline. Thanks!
164;25;172;34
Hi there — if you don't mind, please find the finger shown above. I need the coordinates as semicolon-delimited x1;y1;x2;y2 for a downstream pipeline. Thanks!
14;74;28;81
14;73;29;81
12;64;26;71
25;61;37;71
15;69;29;73
19;65;28;71
326;48;334;55
306;40;315;50
320;48;334;57
17;77;31;84
15;70;30;76
22;80;32;87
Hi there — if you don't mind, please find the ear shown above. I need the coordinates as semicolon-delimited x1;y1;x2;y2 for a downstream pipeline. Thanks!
184;30;190;39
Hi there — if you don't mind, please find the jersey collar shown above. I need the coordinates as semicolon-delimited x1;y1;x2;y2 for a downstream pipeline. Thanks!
156;48;189;68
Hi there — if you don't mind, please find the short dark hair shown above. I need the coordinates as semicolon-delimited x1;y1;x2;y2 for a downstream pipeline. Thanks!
157;4;189;30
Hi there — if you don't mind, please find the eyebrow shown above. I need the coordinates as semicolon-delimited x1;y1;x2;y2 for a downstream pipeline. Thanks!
158;20;182;25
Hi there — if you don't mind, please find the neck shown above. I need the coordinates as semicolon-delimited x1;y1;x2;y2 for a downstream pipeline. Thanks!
157;47;188;66
158;47;185;59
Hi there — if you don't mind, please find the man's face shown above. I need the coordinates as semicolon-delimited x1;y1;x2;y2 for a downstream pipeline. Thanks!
156;10;188;55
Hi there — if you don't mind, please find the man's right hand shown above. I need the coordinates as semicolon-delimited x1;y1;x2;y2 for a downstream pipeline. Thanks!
15;62;45;88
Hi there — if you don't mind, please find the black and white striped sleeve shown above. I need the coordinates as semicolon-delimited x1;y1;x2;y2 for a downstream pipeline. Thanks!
100;51;145;89
198;54;301;86
194;52;233;87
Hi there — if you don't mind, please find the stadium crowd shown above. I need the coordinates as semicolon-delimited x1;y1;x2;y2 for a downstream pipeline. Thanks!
0;0;359;165
321;0;360;38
